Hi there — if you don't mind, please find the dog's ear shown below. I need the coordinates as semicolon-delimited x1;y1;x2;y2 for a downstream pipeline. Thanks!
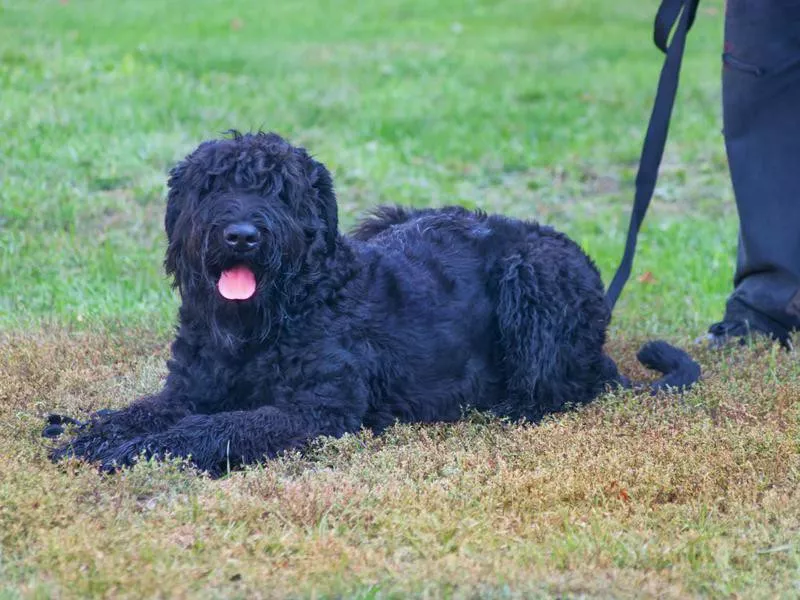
163;160;190;282
165;140;217;243
164;160;187;243
163;156;203;283
306;157;339;252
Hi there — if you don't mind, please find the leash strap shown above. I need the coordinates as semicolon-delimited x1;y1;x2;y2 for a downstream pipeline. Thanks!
606;0;700;310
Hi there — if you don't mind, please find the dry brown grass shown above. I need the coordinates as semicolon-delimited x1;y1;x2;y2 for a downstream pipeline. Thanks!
1;329;799;599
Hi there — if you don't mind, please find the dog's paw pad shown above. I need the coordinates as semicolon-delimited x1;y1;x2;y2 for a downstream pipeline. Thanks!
42;424;65;438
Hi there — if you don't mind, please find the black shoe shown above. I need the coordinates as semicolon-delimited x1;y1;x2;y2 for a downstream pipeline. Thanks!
698;299;794;350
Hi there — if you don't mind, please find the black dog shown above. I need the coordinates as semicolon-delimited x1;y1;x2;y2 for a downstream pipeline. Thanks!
46;132;700;476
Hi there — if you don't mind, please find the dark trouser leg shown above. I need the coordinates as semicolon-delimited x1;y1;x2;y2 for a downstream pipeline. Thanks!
722;0;800;334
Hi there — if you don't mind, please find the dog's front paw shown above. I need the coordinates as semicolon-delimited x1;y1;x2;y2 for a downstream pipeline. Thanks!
51;432;160;473
42;408;119;439
46;408;125;461
49;432;118;464
42;414;82;438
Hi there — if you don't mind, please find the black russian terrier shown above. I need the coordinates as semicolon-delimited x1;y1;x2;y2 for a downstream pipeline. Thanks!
45;132;700;476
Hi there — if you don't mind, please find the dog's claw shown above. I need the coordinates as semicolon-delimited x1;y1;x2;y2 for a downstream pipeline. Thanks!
46;413;82;426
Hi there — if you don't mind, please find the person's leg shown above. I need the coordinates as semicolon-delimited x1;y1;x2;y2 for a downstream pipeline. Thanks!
707;0;800;346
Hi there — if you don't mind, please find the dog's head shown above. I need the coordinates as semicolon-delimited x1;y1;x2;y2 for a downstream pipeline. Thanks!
164;132;338;319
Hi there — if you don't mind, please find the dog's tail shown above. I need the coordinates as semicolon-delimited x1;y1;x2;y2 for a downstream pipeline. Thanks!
617;340;701;393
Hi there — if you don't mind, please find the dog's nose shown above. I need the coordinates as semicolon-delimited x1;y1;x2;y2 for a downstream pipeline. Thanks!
223;222;261;252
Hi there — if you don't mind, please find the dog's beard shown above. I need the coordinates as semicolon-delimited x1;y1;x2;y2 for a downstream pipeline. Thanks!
183;225;303;351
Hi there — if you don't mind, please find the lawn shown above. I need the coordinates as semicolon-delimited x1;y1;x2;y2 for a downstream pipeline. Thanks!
1;0;798;597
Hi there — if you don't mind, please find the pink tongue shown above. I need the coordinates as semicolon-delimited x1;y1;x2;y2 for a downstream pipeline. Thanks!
218;266;257;300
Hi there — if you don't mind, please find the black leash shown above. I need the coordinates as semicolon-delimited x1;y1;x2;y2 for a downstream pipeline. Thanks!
606;0;700;310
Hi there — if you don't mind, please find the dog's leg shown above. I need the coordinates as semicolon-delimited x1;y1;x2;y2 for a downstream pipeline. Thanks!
494;251;610;420
92;393;368;476
64;373;369;475
48;393;195;462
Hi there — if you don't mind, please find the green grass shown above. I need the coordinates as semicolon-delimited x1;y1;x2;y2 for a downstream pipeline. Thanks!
2;0;799;598
2;0;733;336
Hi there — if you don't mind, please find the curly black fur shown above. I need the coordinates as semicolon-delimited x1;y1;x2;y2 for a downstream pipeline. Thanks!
47;132;700;476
